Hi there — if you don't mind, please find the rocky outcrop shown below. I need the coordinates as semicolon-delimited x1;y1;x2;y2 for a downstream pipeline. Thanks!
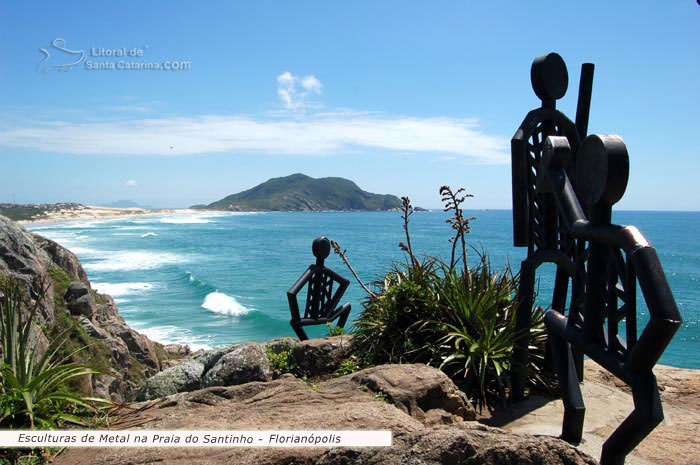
291;335;354;376
337;363;476;422
313;424;597;465
202;342;271;387
135;359;206;400
137;337;355;401
0;215;179;403
54;364;595;465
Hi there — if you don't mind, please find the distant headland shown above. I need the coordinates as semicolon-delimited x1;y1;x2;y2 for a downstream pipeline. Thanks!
192;173;414;212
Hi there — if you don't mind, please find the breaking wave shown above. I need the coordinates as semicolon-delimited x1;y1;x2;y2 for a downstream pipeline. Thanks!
201;291;251;317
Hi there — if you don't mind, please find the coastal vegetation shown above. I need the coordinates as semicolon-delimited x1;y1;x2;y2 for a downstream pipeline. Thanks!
338;187;553;410
0;278;109;464
194;173;403;211
0;203;84;222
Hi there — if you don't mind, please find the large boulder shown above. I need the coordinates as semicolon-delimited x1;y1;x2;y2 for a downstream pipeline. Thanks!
191;345;238;371
53;365;595;465
291;335;354;376
65;290;96;319
136;359;206;401
202;342;271;387
314;424;597;465
0;216;55;324
265;337;299;355
340;363;476;423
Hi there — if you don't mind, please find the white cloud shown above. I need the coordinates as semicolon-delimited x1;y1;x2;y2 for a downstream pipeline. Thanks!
125;179;137;187
277;71;323;111
108;102;158;113
0;113;508;164
300;75;322;93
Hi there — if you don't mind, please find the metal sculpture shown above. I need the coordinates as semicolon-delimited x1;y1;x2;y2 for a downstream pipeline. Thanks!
288;237;351;340
510;53;682;465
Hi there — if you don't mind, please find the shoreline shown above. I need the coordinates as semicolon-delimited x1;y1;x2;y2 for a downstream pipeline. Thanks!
17;206;217;226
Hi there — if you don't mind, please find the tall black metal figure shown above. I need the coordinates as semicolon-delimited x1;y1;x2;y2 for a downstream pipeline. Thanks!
288;237;351;341
510;53;682;465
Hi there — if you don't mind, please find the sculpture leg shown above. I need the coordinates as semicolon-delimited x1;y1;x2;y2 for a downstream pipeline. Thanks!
549;330;585;443
512;258;535;402
335;303;351;329
290;320;309;341
600;372;663;465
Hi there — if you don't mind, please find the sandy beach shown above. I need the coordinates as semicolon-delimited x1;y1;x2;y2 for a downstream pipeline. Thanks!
17;205;206;226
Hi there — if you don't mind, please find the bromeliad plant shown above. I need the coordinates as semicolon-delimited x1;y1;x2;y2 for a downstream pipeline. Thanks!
0;278;106;429
338;186;554;411
432;257;521;409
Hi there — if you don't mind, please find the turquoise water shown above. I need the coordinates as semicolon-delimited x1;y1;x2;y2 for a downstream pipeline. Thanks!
29;210;699;369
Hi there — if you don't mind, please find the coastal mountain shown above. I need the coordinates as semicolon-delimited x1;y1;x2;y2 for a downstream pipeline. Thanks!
194;173;403;212
100;200;152;209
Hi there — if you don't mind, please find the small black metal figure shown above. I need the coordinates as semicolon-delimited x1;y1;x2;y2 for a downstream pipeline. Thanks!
288;237;351;341
510;54;682;465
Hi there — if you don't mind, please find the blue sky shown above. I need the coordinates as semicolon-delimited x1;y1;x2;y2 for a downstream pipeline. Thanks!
0;1;698;209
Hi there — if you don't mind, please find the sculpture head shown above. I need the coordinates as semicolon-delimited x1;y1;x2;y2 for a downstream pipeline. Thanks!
312;236;331;265
574;134;629;211
531;52;569;104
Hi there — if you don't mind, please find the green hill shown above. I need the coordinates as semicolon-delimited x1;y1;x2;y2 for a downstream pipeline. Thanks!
196;173;402;212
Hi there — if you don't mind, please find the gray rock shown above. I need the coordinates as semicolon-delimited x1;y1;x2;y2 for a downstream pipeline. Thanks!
64;281;89;301
114;326;159;369
0;215;166;402
344;363;476;422
92;374;129;404
66;293;96;319
291;335;354;376
202;342;271;387
34;234;89;283
136;359;206;401
314;423;597;465
55;364;596;465
77;315;109;340
191;345;237;371
0;216;55;324
265;337;299;355
164;343;191;357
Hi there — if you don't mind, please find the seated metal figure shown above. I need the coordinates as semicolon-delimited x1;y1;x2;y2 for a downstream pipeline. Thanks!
287;237;351;340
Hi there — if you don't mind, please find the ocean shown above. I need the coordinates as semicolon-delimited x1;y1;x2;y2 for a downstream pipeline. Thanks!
28;210;699;369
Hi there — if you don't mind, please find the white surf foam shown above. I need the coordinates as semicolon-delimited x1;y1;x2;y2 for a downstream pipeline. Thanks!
64;246;101;257
201;291;251;317
159;216;214;224
84;251;187;272
59;221;101;229
141;232;158;238
92;282;159;297
132;324;212;351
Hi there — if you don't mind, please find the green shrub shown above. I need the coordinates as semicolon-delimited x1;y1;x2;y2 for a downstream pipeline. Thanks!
431;257;522;410
325;322;345;337
339;188;553;411
0;278;107;429
334;357;361;377
352;260;441;366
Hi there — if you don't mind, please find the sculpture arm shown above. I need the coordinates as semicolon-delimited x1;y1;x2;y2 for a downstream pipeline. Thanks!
324;267;350;312
287;267;313;321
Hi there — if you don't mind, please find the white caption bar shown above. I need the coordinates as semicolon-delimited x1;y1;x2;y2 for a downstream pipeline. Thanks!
0;430;392;448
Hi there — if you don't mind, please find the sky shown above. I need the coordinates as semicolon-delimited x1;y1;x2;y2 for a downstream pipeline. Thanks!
0;1;698;210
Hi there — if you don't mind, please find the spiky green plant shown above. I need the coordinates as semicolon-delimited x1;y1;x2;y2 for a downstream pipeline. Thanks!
431;256;522;410
0;278;107;429
351;259;441;366
339;187;555;410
